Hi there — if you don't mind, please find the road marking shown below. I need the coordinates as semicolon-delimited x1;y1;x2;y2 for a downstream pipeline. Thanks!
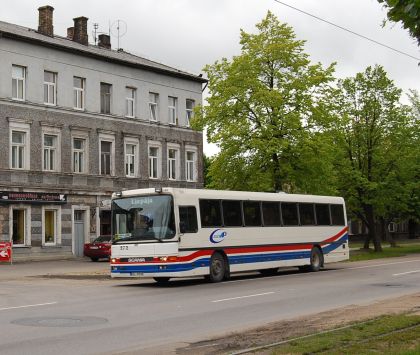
346;259;420;271
393;270;420;276
0;302;57;311
212;292;275;303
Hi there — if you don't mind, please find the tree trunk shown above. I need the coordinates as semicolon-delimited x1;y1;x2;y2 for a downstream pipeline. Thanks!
272;153;282;192
365;205;382;252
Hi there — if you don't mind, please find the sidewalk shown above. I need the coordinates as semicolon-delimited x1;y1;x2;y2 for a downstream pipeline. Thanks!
0;258;109;281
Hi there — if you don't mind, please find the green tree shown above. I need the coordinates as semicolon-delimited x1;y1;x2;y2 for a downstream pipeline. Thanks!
331;65;415;251
378;0;420;44
193;11;336;193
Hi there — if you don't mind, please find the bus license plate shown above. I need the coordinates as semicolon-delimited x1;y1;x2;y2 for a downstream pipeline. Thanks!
131;272;143;276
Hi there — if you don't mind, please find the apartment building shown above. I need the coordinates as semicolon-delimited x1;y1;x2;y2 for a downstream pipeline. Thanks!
0;6;206;260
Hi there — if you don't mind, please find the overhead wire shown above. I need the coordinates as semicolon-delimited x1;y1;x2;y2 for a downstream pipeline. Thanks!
273;0;420;62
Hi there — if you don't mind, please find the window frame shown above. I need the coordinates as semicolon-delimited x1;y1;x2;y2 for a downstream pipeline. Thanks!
148;141;162;179
9;205;31;247
72;135;88;174
124;137;139;178
73;76;85;110
167;143;180;181
12;65;26;101
98;133;115;176
125;87;136;118
168;96;177;125
185;147;197;182
100;82;112;114
42;205;61;246
9;120;30;170
186;99;195;127
43;71;57;106
149;92;159;122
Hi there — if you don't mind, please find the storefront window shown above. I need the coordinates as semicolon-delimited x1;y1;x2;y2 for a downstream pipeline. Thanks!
44;210;56;244
12;209;25;245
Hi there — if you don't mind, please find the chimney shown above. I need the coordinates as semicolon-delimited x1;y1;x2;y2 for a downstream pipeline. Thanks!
38;5;54;37
67;27;74;40
73;16;89;45
98;34;111;49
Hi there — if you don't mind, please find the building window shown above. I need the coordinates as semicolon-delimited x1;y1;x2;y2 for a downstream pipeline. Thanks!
186;150;196;181
148;146;160;179
168;96;177;124
12;209;26;245
100;141;112;175
186;99;195;126
43;134;57;171
100;83;112;114
73;77;85;110
42;206;61;246
11;131;27;169
167;147;180;180
124;141;138;177
44;71;57;105
44;210;56;244
126;87;136;118
149;92;159;121
72;138;86;173
12;65;26;100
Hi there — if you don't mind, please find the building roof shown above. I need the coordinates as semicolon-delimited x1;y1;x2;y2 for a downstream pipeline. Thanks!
0;20;207;84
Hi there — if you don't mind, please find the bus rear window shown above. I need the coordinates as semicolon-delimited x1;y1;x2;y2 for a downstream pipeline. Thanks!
243;201;262;227
222;200;243;227
199;200;222;227
331;204;345;225
282;203;299;226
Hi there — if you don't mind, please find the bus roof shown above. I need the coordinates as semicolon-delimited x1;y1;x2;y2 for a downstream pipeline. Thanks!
112;188;345;205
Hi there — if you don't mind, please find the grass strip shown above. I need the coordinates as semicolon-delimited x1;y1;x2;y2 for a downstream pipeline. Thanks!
350;244;420;262
270;314;420;355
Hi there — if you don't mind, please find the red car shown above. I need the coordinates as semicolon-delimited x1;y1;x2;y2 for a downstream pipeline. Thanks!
83;235;112;261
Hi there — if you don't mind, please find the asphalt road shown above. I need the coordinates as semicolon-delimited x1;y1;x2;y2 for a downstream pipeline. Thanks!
1;256;420;354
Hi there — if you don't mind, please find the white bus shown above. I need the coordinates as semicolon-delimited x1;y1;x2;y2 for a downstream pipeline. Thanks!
110;187;349;282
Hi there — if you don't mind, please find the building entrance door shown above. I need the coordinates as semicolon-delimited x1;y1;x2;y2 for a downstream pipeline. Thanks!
74;210;85;256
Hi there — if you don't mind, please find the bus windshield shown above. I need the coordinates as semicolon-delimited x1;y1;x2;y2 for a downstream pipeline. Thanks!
112;195;176;242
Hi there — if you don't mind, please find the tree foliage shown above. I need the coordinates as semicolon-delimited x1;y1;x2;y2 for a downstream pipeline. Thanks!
193;11;336;193
378;0;420;45
330;65;418;251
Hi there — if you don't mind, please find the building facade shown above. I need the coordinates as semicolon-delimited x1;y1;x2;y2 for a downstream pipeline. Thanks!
0;6;206;261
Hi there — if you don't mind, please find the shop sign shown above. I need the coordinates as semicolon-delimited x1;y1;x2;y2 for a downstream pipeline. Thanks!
0;192;67;204
0;242;12;263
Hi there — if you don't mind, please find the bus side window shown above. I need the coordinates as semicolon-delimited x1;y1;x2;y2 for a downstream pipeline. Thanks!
243;201;262;227
179;206;198;233
282;203;299;226
330;204;345;226
199;199;222;227
262;202;281;226
299;203;316;225
222;200;243;227
315;204;330;225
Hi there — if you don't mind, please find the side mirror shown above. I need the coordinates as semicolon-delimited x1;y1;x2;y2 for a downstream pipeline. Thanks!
179;221;186;234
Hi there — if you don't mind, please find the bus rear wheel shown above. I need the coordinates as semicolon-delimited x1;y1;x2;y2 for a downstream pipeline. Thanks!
309;247;323;272
208;253;226;283
154;277;170;284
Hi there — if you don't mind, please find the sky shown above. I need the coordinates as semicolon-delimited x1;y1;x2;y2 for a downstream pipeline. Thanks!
2;0;419;155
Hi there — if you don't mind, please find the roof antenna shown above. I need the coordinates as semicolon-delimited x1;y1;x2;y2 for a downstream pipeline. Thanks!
110;19;127;51
92;23;99;45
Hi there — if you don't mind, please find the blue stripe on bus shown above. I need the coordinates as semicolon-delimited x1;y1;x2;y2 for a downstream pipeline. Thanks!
111;234;349;274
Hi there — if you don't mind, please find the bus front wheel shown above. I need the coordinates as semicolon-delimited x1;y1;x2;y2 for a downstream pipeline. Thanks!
208;253;226;283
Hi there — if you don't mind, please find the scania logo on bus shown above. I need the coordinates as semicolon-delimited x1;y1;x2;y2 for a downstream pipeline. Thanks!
210;229;227;244
128;257;145;263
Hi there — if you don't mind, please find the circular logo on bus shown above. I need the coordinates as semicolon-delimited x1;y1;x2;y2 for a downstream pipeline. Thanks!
210;229;227;244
